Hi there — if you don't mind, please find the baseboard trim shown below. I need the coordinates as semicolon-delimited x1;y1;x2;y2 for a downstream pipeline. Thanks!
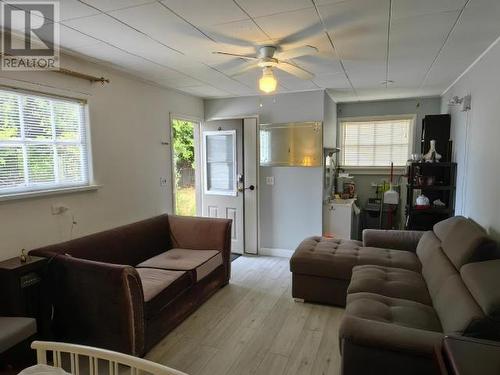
259;247;294;258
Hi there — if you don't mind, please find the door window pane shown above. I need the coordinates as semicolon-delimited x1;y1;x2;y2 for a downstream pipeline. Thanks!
204;131;236;195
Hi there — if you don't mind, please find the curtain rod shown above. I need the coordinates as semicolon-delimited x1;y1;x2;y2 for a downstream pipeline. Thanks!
57;67;110;84
0;53;110;84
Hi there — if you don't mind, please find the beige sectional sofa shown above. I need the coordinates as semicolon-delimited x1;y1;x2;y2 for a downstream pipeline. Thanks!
290;216;500;375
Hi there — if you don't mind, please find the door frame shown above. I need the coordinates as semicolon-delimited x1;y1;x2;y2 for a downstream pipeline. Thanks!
204;115;260;255
169;113;202;216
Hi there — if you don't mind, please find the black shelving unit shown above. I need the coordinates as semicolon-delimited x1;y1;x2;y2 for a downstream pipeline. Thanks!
405;162;457;230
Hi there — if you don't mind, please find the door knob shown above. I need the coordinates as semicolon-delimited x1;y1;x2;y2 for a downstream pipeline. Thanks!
238;185;255;192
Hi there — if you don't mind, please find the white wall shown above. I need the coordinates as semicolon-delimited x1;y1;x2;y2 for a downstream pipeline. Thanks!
205;90;325;251
441;38;500;241
0;54;203;261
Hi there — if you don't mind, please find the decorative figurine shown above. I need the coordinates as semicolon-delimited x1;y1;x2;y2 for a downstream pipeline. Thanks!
423;139;442;162
20;248;28;263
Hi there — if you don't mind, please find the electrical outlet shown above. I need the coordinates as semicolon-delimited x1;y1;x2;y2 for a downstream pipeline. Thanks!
266;176;275;185
160;177;168;187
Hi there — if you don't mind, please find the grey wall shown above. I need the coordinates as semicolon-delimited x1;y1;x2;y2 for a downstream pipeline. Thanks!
323;91;337;148
441;39;500;241
336;97;442;228
205;90;326;251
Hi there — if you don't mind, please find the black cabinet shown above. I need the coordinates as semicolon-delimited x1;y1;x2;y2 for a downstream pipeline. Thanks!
421;114;451;161
405;162;457;230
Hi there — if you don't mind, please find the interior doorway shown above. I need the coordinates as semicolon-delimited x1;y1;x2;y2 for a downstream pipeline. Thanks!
171;117;201;216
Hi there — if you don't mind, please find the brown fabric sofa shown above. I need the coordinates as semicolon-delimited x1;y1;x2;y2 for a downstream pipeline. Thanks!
290;216;500;375
30;214;231;356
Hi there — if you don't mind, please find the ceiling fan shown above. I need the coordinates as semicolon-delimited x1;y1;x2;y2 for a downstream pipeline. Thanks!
213;45;319;93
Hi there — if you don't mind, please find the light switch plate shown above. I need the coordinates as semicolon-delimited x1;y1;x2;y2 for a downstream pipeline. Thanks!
266;176;274;185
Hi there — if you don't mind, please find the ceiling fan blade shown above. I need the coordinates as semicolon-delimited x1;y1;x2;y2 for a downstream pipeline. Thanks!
276;62;315;80
227;62;260;77
212;51;258;60
276;45;318;60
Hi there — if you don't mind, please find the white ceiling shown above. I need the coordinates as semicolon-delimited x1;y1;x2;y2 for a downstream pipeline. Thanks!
4;0;500;101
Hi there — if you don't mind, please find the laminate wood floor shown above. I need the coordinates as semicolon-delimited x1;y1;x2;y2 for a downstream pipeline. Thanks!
146;256;344;375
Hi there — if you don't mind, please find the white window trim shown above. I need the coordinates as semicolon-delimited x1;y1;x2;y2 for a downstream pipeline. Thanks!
338;114;416;171
0;184;101;202
0;87;96;199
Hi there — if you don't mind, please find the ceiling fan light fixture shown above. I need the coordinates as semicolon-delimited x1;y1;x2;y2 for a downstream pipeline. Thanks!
259;67;277;93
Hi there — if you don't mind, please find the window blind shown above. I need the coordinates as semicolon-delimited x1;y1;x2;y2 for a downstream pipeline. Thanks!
340;118;412;167
0;89;90;195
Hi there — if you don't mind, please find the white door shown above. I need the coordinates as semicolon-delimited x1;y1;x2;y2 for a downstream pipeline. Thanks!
201;119;245;253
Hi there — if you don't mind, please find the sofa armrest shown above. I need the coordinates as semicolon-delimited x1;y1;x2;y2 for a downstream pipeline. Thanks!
48;255;145;355
167;215;232;281
340;315;443;357
362;229;425;252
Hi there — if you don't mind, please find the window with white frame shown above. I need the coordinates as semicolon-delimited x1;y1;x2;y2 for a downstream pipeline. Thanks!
340;116;413;167
0;89;91;196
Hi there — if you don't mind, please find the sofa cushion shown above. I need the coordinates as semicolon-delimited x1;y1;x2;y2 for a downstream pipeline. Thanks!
433;216;497;270
461;260;500;319
291;237;420;280
0;317;37;353
136;268;191;317
340;293;444;356
346;292;442;332
137;248;223;282
348;265;432;305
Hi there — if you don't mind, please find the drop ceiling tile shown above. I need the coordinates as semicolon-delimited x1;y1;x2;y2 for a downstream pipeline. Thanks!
314;0;353;5
62;13;146;46
156;75;202;88
388;11;459;87
63;13;185;63
344;60;386;88
179;85;231;97
202;19;269;46
78;0;156;12
66;42;148;67
67;42;198;84
423;0;500;91
109;2;217;57
59;0;102;21
293;53;343;75
254;7;321;43
237;0;312;18
275;73;319;90
392;0;467;20
319;0;389;61
57;25;101;49
161;0;248;26
313;72;352;89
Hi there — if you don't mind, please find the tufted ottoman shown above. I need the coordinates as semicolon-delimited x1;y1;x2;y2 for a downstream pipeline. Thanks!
290;236;421;306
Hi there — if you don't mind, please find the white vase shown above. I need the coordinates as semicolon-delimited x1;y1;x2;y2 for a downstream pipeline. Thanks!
423;139;442;162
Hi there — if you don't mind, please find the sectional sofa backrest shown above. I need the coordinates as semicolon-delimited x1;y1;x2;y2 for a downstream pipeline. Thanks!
416;216;499;338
